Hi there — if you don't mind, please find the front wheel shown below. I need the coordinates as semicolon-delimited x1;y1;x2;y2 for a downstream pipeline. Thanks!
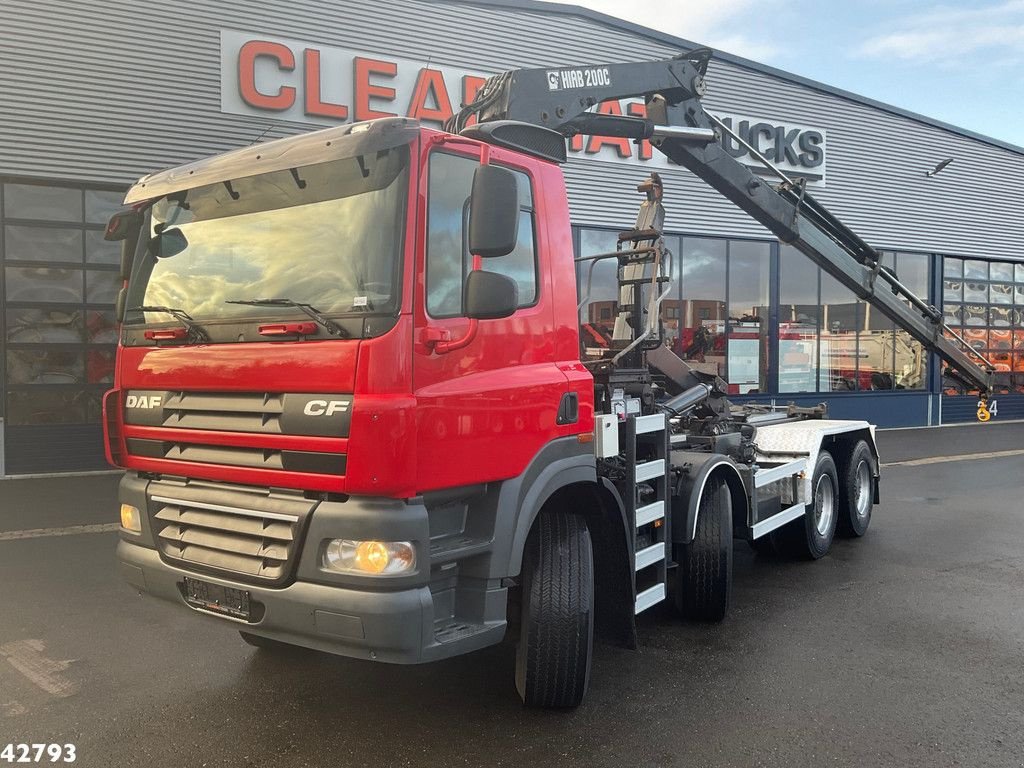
772;450;839;560
516;511;594;709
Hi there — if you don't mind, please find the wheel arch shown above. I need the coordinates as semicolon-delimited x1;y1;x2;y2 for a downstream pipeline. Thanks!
821;426;880;504
671;452;748;545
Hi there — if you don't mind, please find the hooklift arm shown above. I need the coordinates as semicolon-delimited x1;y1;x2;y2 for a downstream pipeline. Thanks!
450;51;994;397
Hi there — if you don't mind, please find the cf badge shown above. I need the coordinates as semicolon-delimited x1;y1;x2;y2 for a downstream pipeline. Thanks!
303;399;350;417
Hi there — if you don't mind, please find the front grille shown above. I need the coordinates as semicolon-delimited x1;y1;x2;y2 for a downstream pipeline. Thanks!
124;390;353;438
127;438;346;475
149;487;314;586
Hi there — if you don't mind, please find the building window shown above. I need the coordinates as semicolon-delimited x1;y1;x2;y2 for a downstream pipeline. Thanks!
942;255;1024;395
780;246;928;392
2;180;124;426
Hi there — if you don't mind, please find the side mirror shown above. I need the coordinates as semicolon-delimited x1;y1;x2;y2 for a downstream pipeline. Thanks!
106;208;144;280
468;165;519;258
465;270;518;320
147;227;189;259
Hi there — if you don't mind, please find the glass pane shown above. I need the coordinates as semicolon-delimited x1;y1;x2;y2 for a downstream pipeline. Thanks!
675;237;726;380
658;235;683;351
1017;284;1024;305
962;304;987;326
6;308;83;343
990;262;1014;281
943;303;962;326
990;306;1013;328
507;168;533;209
943;279;962;303
859;300;894;390
85;310;118;344
87;348;116;383
895;253;929;297
6;389;89;425
892;253;928;390
84;189;125;224
86;269;121;304
578;228;622;349
778;245;818;393
964;281;989;303
5;225;82;263
426;152;476;317
5;266;83;303
1017;264;1024;283
991;282;1013;305
943;257;962;278
727;240;770;394
7;347;85;384
84;228;121;265
4;184;81;222
963;328;988;352
964;259;988;280
821;271;862;391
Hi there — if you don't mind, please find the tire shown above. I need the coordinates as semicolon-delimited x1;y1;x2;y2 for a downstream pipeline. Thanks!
515;511;594;709
836;440;874;538
238;631;299;652
772;450;839;560
675;476;733;621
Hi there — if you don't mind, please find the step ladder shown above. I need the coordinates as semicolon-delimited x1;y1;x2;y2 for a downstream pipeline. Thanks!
619;412;671;614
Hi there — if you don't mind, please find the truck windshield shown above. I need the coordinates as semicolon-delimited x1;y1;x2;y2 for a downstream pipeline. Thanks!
125;145;409;328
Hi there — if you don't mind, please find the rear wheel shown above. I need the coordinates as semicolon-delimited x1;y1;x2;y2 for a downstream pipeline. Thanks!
837;440;874;538
516;510;594;709
675;476;733;621
772;451;838;560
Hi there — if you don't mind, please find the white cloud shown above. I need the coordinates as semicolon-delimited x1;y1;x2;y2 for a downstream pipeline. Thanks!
549;0;783;61
857;1;1024;63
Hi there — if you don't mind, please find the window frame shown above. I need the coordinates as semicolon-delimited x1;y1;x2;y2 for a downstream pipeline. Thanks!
424;149;540;320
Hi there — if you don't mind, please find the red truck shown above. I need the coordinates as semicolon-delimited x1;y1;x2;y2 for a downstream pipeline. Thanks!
103;52;993;708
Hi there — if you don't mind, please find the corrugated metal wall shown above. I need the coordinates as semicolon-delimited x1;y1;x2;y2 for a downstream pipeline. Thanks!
2;0;1023;260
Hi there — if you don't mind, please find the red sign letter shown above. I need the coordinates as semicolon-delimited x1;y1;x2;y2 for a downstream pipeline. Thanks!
407;68;453;125
238;40;296;111
354;57;398;121
304;48;348;120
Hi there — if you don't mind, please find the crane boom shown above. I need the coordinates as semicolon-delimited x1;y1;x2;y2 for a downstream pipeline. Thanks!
450;51;993;397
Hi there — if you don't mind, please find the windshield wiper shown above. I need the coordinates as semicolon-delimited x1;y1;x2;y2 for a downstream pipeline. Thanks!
225;298;348;338
131;305;211;343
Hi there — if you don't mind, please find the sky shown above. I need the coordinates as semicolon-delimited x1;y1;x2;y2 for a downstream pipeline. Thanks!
548;0;1024;148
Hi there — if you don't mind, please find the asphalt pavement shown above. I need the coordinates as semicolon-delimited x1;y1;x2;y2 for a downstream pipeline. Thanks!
1;422;1022;767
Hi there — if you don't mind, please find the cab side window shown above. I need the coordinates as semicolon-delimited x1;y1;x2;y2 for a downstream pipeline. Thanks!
426;152;538;318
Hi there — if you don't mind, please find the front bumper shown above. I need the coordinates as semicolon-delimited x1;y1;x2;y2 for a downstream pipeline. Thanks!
117;474;508;664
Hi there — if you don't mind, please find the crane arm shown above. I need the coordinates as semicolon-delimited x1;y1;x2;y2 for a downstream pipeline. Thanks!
451;51;993;397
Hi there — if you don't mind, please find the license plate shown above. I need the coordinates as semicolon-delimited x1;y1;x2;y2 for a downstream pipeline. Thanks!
184;577;251;621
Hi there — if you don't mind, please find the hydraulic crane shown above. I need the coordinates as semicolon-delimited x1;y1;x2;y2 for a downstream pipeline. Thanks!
449;49;994;401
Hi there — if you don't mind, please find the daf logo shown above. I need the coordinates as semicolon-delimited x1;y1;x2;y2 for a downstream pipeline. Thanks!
303;399;350;417
125;395;162;409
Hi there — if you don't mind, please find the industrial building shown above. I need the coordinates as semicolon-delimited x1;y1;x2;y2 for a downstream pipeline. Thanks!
2;0;1022;474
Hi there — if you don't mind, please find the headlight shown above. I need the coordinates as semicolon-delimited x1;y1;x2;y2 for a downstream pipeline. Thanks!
120;503;142;533
323;539;416;575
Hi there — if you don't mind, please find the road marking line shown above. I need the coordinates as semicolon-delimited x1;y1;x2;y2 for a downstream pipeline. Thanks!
0;523;118;541
882;448;1024;468
0;640;77;698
